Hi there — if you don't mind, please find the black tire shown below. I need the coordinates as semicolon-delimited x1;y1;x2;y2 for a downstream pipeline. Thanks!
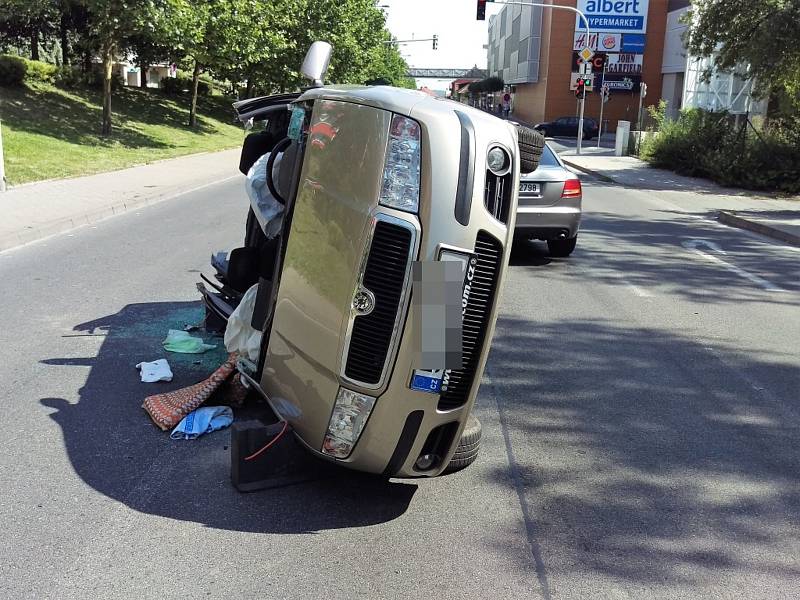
515;125;545;174
443;414;482;474
547;236;577;257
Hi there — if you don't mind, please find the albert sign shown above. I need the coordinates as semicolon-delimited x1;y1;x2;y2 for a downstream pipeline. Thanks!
576;0;650;34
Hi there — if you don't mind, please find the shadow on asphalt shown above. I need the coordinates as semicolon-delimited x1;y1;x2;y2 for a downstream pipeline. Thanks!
485;314;800;585
39;301;417;534
568;210;800;303
509;238;554;266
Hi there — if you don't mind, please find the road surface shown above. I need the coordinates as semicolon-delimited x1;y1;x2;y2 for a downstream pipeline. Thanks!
1;173;798;599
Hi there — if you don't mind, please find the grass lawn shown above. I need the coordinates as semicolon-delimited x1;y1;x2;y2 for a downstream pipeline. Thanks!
0;82;244;185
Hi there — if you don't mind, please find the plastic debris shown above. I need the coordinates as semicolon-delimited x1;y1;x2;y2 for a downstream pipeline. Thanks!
162;329;217;354
170;406;234;440
136;359;173;383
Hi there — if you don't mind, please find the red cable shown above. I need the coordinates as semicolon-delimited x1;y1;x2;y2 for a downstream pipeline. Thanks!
244;420;289;461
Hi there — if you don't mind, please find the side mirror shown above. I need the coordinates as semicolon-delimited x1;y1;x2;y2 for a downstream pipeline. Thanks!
301;41;332;87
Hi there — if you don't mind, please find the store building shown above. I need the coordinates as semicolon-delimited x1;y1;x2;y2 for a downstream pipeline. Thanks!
487;0;668;134
661;0;766;121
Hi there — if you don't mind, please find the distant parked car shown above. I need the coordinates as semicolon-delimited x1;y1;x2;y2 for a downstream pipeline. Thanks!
534;116;598;140
514;143;582;257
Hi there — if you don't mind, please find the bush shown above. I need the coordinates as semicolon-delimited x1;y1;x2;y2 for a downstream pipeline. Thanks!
161;76;189;95
24;59;56;83
54;65;83;88
0;54;27;86
80;66;123;90
641;107;800;193
162;76;209;96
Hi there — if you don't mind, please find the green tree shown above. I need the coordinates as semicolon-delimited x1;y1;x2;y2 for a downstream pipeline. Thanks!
0;0;58;60
364;35;415;88
686;0;800;110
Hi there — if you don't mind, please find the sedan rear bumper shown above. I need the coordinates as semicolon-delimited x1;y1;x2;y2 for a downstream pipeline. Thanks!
514;205;581;239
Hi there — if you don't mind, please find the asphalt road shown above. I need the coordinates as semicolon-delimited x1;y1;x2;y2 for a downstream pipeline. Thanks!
1;173;798;599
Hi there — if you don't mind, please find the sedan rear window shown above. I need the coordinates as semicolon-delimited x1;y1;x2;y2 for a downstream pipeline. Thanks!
538;145;560;167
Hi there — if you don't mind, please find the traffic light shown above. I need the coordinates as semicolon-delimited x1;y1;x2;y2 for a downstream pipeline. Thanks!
432;34;438;50
477;0;487;20
575;78;585;99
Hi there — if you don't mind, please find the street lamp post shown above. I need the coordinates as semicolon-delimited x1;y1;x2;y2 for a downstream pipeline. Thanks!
488;1;592;154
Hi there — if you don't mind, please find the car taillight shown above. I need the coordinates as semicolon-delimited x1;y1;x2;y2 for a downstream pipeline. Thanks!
561;178;582;198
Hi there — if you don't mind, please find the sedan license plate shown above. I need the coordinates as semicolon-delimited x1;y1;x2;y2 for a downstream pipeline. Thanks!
519;182;540;194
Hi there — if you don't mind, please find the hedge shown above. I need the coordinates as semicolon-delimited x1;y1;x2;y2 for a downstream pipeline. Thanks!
0;55;28;86
641;106;800;194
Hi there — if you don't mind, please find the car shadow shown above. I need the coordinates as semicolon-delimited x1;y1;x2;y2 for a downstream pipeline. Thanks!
509;238;554;266
39;301;416;534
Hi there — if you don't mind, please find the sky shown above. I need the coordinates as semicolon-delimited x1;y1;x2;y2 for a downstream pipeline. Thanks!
380;0;505;70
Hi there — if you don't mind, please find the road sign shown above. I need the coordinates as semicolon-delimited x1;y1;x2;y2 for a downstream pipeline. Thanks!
640;82;648;98
579;47;594;62
601;83;610;103
580;61;592;75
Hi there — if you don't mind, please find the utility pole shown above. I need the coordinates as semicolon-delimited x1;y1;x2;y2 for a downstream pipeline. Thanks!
598;60;607;149
482;1;591;154
636;82;648;155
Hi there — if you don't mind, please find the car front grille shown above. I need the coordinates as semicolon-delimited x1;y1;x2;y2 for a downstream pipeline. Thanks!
344;220;413;386
438;231;503;410
484;170;512;224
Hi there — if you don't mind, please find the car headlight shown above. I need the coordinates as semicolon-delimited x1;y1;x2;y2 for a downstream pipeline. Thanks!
321;388;376;458
379;115;421;214
487;146;510;175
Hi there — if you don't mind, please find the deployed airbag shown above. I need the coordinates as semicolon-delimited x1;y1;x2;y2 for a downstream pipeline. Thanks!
245;152;284;239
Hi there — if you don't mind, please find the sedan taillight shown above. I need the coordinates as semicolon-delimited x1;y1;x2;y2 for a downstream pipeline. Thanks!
561;178;582;198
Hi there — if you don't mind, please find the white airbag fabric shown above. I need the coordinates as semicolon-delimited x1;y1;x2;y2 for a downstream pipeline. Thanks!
224;284;262;362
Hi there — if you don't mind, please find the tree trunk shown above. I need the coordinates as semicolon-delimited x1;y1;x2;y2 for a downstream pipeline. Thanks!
245;77;253;98
83;47;91;74
101;45;113;136
60;14;70;66
31;30;40;61
188;60;200;127
139;57;148;88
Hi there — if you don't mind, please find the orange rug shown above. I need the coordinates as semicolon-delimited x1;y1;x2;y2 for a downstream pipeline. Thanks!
143;353;237;431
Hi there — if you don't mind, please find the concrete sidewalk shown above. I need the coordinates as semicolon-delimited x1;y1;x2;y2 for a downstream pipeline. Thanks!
0;148;242;252
560;148;800;247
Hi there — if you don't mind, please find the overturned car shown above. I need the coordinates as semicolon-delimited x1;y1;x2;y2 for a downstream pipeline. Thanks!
198;43;544;477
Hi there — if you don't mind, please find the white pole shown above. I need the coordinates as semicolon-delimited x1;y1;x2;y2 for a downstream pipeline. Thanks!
597;62;606;149
0;119;6;192
493;1;591;154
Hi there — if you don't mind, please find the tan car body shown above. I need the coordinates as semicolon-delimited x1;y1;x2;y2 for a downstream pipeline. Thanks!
258;86;519;477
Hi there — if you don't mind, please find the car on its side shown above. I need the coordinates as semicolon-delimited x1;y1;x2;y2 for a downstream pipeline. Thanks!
534;116;598;140
197;42;547;479
514;143;582;257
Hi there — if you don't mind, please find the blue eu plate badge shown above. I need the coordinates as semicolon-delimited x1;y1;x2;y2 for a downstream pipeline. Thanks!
410;369;444;394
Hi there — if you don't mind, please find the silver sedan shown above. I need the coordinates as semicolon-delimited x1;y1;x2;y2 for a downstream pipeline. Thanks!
514;143;582;257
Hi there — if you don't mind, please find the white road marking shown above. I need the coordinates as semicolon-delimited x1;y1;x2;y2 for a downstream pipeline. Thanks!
681;239;788;293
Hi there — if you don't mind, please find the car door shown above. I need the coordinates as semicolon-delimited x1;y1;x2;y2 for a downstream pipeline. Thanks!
553;117;569;136
566;117;579;136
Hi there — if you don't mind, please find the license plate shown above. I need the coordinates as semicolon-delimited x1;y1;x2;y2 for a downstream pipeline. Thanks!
519;182;540;194
410;369;444;393
409;249;474;394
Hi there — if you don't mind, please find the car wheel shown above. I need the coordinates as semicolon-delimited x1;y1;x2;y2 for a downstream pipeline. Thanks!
443;414;482;474
547;236;577;257
515;125;545;174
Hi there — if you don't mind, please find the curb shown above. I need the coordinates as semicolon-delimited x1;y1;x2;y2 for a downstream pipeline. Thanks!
0;174;240;254
717;211;800;248
561;159;615;183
